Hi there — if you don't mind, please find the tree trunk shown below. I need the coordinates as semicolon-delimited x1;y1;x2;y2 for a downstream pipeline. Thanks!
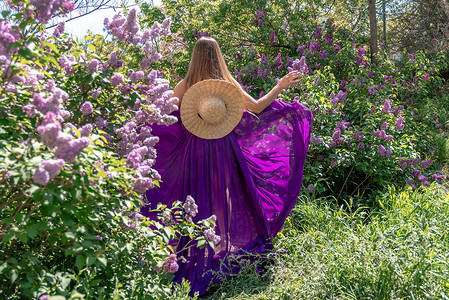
368;0;378;63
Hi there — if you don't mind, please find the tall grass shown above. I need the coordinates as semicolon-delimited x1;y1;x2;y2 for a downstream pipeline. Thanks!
204;185;449;299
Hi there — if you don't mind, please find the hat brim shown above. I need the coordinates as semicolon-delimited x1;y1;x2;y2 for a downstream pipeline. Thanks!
181;80;244;139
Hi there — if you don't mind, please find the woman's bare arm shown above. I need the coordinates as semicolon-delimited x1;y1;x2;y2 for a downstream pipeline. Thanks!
240;71;300;114
173;79;187;106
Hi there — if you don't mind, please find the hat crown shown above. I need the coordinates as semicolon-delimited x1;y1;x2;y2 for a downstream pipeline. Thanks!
198;97;226;124
180;79;244;139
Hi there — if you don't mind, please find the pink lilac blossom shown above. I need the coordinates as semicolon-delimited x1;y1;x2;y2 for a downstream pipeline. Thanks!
33;168;50;185
53;21;65;37
0;20;20;61
87;59;100;73
163;254;179;273
310;136;323;144
80;101;93;115
23;104;36;117
130;71;144;83
270;31;276;43
432;174;445;183
79;124;93;137
54;137;90;162
111;73;124;87
378;145;386;157
91;87;102;99
204;228;221;245
287;56;307;74
183;195;198;217
395;117;405;130
37;121;62;148
307;184;314;193
133;177;154;193
422;160;432;169
382;100;391;113
42;159;65;179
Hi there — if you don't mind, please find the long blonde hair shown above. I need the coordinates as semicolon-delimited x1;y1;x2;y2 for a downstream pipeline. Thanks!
184;37;240;89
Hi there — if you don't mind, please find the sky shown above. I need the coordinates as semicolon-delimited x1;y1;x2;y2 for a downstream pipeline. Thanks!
64;0;162;38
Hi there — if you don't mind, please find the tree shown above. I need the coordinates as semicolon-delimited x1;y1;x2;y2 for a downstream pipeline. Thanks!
368;0;378;62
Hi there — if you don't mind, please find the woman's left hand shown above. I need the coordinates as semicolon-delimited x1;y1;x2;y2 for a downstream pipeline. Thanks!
277;71;300;90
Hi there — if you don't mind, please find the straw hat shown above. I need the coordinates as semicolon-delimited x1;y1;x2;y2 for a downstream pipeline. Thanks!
180;79;244;139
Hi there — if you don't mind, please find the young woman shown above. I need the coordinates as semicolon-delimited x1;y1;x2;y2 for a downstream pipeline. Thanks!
141;37;312;296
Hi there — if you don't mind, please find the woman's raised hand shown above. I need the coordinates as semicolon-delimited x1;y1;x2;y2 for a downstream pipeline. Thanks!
277;71;300;90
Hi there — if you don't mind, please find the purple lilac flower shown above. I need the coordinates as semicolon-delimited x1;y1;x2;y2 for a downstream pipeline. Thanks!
378;145;386;157
333;44;341;52
133;177;153;193
432;174;445;183
310;136;323;144
33;168;50;185
55;137;90;162
367;86;377;96
307;184;314;193
111;73;124;87
130;71;144;83
204;228;221;245
53;21;65;37
80;101;93;115
313;27;323;39
183;195;198;217
297;45;307;53
269;31;276;43
42;159;65;179
87;59;100;73
411;169;421;177
91;87;102;99
308;40;320;53
353;129;364;141
37;121;62;149
288;56;307;74
325;34;333;45
30;0;75;22
408;53;415;59
163;254;179;273
319;50;329;60
422;160;432;169
79;124;93;137
395;117;404;130
382;100;391;113
95;117;108;129
22;104;36;117
358;142;365;150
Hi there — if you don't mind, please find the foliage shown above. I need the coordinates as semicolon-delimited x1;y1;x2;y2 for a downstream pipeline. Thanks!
141;1;448;202
204;185;449;299
0;1;217;298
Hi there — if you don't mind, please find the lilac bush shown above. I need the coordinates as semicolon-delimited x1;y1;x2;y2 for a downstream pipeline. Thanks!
160;7;448;203
0;2;210;299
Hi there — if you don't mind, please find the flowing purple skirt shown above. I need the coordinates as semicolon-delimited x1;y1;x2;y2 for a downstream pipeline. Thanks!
141;100;312;296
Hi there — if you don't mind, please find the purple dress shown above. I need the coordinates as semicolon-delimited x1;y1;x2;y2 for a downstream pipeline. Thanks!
141;100;312;296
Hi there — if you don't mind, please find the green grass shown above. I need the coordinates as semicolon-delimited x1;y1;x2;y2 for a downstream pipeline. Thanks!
203;185;449;299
